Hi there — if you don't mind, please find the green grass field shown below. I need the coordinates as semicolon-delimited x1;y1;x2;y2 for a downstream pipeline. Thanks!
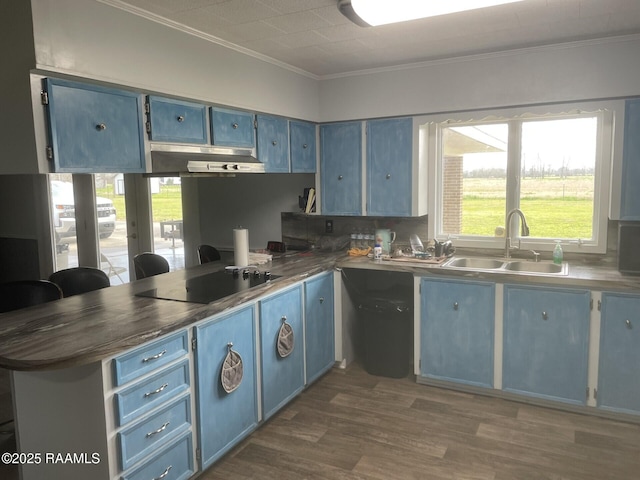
459;176;594;238
97;175;595;239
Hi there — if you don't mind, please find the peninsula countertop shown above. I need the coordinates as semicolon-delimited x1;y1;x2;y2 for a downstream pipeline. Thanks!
0;251;340;371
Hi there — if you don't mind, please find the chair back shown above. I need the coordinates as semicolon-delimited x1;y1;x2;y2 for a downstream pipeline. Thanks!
198;244;221;264
48;267;110;297
0;280;63;313
134;253;170;279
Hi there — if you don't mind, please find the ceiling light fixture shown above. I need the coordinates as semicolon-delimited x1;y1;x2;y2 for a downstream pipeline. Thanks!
338;0;524;27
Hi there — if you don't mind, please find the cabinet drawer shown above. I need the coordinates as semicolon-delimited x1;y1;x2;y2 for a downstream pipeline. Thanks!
113;331;189;386
115;359;190;426
118;394;191;470
121;430;194;480
147;96;208;144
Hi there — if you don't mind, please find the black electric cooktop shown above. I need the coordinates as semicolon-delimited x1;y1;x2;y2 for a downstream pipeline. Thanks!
136;269;280;304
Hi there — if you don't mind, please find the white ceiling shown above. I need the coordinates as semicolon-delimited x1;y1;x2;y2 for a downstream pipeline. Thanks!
107;0;640;78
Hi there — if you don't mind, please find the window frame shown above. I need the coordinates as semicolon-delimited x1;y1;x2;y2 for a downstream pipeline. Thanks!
420;101;616;255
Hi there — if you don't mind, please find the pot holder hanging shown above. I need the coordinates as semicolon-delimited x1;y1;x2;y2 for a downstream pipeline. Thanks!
277;316;294;358
221;342;243;393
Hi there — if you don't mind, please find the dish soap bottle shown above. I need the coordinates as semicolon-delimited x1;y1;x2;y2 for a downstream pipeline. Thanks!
553;241;563;265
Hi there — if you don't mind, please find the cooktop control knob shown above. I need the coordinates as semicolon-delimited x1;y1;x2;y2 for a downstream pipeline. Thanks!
253;270;261;277
242;269;249;279
264;271;271;280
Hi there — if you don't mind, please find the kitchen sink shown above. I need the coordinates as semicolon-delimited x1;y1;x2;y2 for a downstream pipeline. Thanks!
445;257;504;269
503;261;568;275
442;256;569;276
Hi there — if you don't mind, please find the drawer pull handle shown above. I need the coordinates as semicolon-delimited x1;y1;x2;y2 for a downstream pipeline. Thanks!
319;297;324;304
146;421;170;438
153;465;172;480
177;115;184;122
144;382;169;397
453;302;458;310
386;173;391;179
626;319;632;329
142;349;167;362
232;122;239;129
542;311;548;320
338;175;343;180
96;123;107;131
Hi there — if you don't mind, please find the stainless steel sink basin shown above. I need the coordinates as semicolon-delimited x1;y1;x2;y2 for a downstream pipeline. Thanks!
445;257;504;269
503;261;568;275
442;256;569;276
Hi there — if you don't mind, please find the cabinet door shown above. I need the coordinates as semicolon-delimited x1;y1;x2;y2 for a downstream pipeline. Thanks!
194;305;258;469
305;273;335;384
420;278;494;387
598;293;640;414
260;286;304;419
290;120;317;173
503;285;590;405
147;96;207;144
367;118;413;216
211;107;255;148
44;78;145;173
320;122;362;215
257;115;290;172
621;99;640;219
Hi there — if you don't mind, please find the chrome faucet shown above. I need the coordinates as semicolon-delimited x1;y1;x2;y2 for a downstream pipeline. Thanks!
504;208;530;258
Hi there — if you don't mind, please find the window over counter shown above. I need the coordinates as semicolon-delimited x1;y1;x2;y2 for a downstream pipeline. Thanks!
419;102;616;254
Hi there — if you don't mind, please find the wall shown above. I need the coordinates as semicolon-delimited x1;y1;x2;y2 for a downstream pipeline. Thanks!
197;174;315;251
318;35;640;122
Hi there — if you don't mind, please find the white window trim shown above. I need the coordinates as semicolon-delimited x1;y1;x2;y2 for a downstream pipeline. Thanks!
418;101;617;255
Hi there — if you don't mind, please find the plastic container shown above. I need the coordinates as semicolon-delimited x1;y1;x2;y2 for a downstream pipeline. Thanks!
553;241;563;265
358;298;412;378
373;244;382;260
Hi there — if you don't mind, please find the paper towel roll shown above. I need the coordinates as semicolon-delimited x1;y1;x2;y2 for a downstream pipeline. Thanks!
233;228;249;267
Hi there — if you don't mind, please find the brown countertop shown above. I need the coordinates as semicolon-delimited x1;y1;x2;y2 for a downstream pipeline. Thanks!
0;251;341;371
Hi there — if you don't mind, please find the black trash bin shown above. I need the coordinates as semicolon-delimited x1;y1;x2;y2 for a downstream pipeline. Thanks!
358;297;412;378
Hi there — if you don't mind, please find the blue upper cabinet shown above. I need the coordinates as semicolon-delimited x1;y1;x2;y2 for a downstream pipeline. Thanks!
211;107;255;148
503;284;590;405
44;78;145;173
256;114;290;173
147;96;207;144
597;292;640;415
420;278;495;388
290;120;317;173
621;99;640;219
320;122;363;215
367;118;413;216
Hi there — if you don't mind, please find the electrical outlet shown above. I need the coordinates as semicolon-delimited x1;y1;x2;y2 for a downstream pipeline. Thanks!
325;220;333;233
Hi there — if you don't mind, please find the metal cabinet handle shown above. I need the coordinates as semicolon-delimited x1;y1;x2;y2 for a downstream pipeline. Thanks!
142;349;166;362
626;319;632;329
153;465;172;480
146;421;170;438
542;312;548;320
281;315;287;323
96;123;107;131
453;302;458;311
303;143;308;149
386;174;391;179
177;115;184;122
144;382;169;397
319;297;324;304
272;140;278;146
232;122;239;129
338;175;343;180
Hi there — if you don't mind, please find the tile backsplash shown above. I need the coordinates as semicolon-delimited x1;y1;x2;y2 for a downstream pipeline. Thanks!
281;212;428;252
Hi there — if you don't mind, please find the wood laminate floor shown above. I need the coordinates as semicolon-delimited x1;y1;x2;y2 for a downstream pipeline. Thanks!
1;364;639;480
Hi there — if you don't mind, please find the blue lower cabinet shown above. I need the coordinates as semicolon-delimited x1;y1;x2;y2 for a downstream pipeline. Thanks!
420;278;495;388
194;305;258;469
305;273;335;384
260;286;304;419
597;292;640;415
503;284;590;405
120;431;194;480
